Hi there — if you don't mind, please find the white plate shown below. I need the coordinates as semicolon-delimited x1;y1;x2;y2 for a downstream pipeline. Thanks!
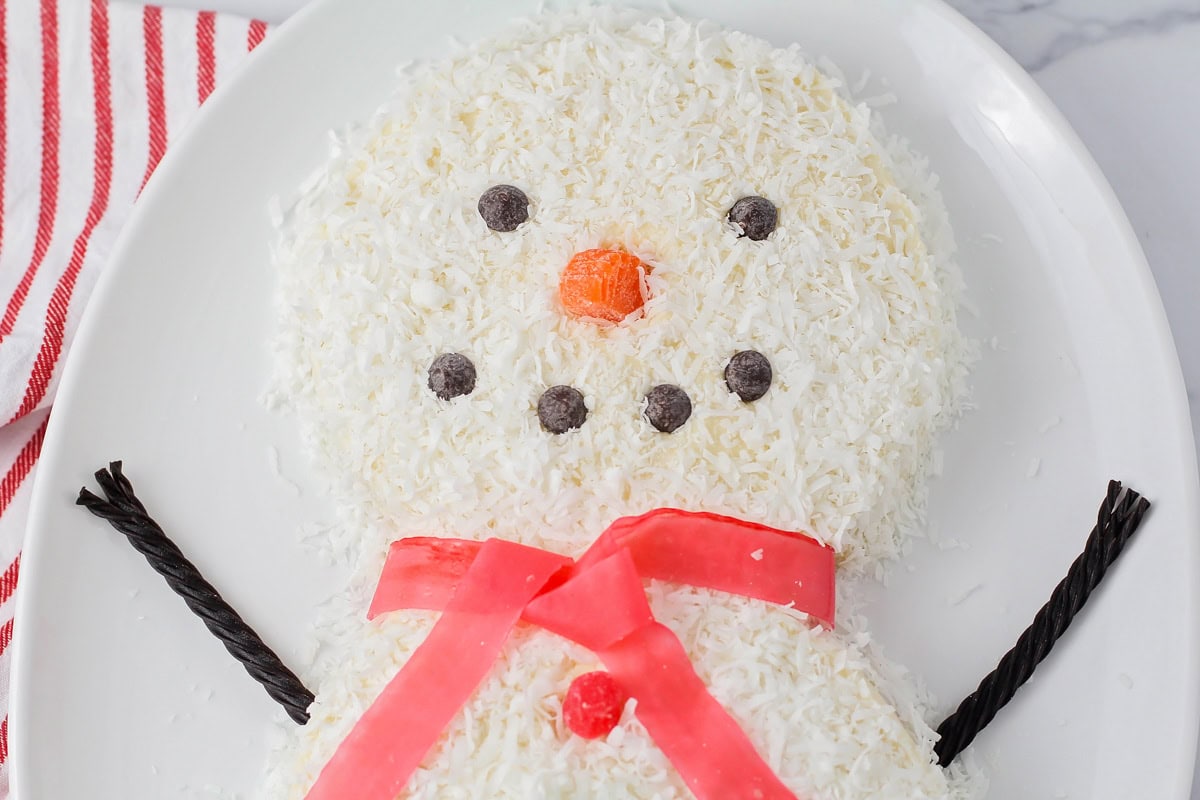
12;0;1200;797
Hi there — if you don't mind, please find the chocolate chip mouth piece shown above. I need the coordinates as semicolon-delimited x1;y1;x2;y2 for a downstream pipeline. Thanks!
644;384;692;433
538;385;588;434
478;184;530;232
725;350;773;402
427;353;477;400
727;196;777;241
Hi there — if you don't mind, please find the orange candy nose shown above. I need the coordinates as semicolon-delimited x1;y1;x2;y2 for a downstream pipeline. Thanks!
559;249;647;323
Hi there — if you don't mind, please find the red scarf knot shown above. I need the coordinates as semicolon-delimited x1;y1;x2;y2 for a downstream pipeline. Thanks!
306;508;836;800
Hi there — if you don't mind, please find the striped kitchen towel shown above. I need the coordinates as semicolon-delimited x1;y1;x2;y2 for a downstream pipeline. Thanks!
0;1;271;793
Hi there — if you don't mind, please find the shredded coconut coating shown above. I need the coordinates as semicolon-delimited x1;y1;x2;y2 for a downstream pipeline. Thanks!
264;7;979;799
263;586;977;799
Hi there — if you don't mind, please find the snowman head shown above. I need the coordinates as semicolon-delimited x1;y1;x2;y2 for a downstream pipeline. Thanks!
276;10;967;574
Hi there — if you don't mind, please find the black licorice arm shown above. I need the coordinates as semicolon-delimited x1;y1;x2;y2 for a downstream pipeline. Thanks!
78;461;1151;754
934;480;1151;766
77;461;315;725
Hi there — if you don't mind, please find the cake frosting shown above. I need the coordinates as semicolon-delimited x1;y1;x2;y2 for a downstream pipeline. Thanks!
263;7;979;799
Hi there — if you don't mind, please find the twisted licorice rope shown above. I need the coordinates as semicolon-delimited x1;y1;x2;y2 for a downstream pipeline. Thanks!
934;480;1151;765
77;462;315;725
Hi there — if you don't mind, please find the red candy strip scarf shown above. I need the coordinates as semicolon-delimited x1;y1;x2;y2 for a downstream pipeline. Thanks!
305;509;836;800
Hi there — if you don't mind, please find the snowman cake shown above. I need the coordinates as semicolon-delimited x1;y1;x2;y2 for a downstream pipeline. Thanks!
264;7;977;799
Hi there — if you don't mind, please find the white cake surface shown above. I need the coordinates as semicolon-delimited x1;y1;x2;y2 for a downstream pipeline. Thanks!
263;7;981;799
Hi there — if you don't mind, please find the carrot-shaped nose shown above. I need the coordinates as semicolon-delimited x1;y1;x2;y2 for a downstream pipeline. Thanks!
559;248;648;323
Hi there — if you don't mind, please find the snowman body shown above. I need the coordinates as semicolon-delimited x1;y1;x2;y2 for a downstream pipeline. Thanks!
265;9;975;799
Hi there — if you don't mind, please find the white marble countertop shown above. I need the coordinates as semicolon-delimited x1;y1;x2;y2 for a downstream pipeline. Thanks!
171;0;1200;793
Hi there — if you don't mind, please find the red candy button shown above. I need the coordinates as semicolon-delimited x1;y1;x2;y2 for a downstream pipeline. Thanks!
563;671;628;739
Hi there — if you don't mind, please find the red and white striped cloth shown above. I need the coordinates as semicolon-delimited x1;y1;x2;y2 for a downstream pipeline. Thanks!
0;1;269;792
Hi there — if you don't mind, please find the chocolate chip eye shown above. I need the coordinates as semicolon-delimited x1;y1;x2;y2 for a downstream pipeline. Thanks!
538;385;588;434
725;350;772;402
427;353;476;400
644;384;692;433
727;196;777;241
478;184;530;232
